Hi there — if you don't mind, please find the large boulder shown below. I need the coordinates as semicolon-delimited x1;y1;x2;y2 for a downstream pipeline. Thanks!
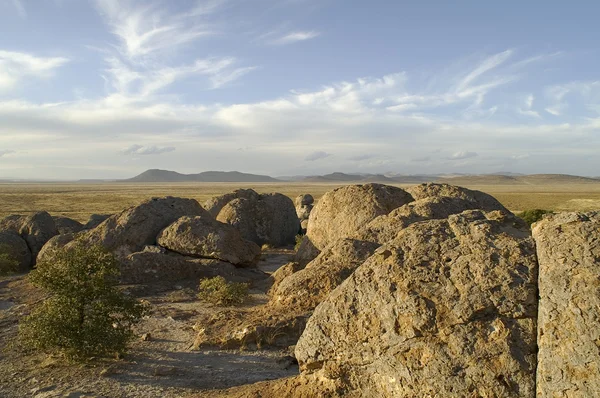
295;210;538;397
271;239;379;312
406;182;507;212
157;215;261;267
53;216;84;234
0;214;25;233
0;212;59;265
204;189;261;218
304;184;413;252
295;194;314;207
532;212;600;397
217;193;299;247
0;231;32;273
37;233;79;264
79;197;208;258
354;195;506;245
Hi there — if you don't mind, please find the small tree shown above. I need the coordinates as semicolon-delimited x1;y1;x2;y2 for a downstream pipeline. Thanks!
0;244;20;276
19;242;146;359
519;209;553;227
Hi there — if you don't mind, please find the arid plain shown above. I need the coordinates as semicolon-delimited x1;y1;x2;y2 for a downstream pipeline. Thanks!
1;180;600;221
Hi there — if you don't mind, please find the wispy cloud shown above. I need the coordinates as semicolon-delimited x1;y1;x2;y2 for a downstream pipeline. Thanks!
518;94;541;117
0;50;69;91
122;144;175;155
0;149;15;157
271;31;320;45
305;151;332;161
10;0;26;18
448;151;478;160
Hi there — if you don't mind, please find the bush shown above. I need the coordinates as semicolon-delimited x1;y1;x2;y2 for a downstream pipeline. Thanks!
197;276;249;306
19;242;146;360
294;235;304;251
519;209;553;226
0;244;20;276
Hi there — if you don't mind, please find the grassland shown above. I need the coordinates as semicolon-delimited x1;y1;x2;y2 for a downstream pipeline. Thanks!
0;181;599;222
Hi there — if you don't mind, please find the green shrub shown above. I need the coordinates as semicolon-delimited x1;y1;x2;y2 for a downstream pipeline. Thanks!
19;242;146;360
518;209;553;226
197;276;249;306
0;244;20;276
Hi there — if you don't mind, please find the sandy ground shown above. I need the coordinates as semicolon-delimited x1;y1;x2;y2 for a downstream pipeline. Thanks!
0;250;298;398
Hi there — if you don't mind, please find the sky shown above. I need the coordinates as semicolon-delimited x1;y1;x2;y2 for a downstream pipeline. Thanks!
1;0;600;179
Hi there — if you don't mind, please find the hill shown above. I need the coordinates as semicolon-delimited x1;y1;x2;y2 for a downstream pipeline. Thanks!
437;173;600;185
124;169;280;183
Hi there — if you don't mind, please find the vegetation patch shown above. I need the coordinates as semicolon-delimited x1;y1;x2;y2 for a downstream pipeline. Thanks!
197;276;249;306
18;242;147;360
519;209;553;226
0;244;20;276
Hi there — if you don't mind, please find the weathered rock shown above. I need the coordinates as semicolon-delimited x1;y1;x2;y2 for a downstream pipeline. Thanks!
217;194;299;247
296;205;313;221
18;212;59;264
84;214;111;229
406;182;507;212
293;236;321;265
268;262;304;294
204;189;261;218
295;194;314;207
37;233;78;264
532;212;600;397
354;195;510;245
120;251;247;284
304;184;413;252
0;231;32;272
53;216;84;234
79;197;208;258
0;214;25;233
296;210;538;397
271;239;379;312
157;215;261;266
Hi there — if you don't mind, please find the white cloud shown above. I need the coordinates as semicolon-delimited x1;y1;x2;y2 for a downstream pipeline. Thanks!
0;50;69;91
10;0;26;17
448;151;478;160
0;150;15;157
271;31;320;45
122;144;176;155
305;151;332;161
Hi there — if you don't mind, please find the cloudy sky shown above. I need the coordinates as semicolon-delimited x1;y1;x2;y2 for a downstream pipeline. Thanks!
1;0;599;179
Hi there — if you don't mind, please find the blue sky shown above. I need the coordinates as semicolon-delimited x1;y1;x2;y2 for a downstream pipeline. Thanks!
1;0;599;179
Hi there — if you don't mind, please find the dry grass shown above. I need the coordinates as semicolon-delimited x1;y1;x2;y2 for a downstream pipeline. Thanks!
1;181;599;222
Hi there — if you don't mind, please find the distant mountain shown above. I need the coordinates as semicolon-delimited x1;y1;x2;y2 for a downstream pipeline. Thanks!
124;169;280;183
300;172;437;184
437;173;600;185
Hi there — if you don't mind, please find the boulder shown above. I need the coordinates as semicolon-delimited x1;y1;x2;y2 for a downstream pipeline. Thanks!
84;214;111;229
304;184;413;252
17;212;59;264
406;182;507;212
295;194;314;207
354;195;509;245
295;210;538;397
204;189;261;218
157;215;261;267
0;214;25;233
53;216;84;234
0;231;32;273
532;212;600;397
271;239;379;312
217;194;299;247
37;233;78;264
79;197;208;258
296;204;313;221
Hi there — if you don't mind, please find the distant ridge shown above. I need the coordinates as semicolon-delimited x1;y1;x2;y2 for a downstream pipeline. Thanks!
437;174;600;185
124;169;280;183
301;172;436;184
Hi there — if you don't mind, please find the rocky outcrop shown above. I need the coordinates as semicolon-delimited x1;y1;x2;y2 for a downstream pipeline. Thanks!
295;210;538;397
157;215;261;267
532;212;600;397
406;182;508;212
204;189;261;218
354;195;506;245
295;194;314;234
271;239;379;312
37;233;78;264
304;184;413;252
53;216;84;234
0;231;32;273
79;197;208;258
217;194;299;247
0;212;59;265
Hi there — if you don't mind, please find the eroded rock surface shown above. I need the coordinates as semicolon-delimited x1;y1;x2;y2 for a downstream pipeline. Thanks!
0;231;32;272
157;215;261;267
53;216;84;234
304;184;413;252
204;189;261;218
532;211;600;397
296;210;538;397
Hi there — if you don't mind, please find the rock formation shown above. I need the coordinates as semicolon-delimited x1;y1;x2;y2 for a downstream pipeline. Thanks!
532;212;600;397
0;231;32;272
204;189;261;218
157;215;261;266
53;216;84;234
295;210;538;397
0;211;58;266
295;194;314;234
